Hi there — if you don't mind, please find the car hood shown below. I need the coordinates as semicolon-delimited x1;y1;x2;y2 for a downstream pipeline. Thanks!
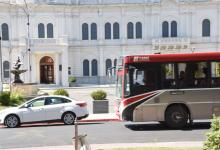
0;107;18;114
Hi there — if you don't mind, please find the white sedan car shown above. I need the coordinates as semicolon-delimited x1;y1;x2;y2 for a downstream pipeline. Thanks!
0;95;89;128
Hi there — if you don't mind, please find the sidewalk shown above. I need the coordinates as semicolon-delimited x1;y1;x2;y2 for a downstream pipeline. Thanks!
0;141;203;150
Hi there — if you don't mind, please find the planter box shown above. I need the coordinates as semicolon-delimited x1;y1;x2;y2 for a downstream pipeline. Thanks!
69;82;77;87
93;100;109;114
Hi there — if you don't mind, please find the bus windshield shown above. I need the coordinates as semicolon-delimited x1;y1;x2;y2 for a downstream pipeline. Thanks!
124;61;220;97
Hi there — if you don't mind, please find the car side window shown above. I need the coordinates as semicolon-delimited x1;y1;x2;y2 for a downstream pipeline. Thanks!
61;98;71;103
45;97;70;105
28;98;45;107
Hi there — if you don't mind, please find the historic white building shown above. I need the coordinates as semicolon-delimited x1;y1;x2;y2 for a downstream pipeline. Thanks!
0;0;219;86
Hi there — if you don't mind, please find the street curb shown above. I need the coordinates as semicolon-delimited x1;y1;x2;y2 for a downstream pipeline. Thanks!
39;84;116;90
0;118;120;128
79;118;120;123
0;142;204;150
91;141;204;149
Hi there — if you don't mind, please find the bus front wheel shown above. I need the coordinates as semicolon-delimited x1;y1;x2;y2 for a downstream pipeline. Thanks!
165;105;189;129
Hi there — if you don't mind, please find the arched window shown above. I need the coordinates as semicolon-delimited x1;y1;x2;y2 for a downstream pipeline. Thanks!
2;23;9;41
3;61;9;78
38;23;45;38
105;22;111;39
171;21;177;37
92;59;98;76
127;22;134;39
47;23;53;38
83;59;89;76
82;23;89;40
91;23;97;40
202;19;210;37
136;22;142;39
106;59;112;75
162;21;169;37
113;22;119;39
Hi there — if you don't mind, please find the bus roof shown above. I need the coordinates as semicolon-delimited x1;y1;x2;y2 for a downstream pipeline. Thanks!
124;52;220;64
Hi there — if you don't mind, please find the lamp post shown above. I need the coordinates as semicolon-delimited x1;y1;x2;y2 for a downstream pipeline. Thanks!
24;0;31;83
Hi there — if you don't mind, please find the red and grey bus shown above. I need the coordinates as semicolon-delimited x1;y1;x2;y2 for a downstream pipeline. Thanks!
115;52;220;128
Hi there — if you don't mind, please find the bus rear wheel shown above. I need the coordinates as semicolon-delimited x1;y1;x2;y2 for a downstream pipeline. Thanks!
165;105;189;129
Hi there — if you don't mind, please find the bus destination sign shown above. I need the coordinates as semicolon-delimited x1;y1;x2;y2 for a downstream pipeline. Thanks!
133;56;150;62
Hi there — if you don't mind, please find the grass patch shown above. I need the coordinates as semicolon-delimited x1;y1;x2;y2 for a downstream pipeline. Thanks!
109;148;202;150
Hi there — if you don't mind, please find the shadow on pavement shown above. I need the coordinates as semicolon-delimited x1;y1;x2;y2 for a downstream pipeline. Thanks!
125;122;211;131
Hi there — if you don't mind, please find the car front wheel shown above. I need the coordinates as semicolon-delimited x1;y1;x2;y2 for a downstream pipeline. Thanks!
62;112;76;125
4;115;20;128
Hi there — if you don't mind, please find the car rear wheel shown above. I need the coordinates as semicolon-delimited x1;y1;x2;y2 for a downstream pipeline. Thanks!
62;112;76;125
4;115;20;128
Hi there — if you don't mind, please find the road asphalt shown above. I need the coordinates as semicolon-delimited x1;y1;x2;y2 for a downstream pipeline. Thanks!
0;113;205;149
0;113;205;150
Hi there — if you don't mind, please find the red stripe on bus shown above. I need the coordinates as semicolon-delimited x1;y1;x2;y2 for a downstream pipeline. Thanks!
122;92;157;107
124;52;220;64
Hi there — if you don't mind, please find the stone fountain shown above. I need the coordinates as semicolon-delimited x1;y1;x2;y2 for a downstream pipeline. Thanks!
11;57;27;83
10;57;38;98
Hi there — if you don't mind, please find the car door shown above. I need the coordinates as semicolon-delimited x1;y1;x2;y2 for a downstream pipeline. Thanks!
21;98;46;123
44;97;69;120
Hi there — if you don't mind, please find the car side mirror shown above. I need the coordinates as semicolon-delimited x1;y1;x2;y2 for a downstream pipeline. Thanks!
23;104;29;108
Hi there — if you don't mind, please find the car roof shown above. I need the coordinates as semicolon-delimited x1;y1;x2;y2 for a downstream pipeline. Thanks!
30;95;74;101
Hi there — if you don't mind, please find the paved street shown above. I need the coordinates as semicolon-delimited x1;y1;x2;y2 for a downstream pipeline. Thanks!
0;121;210;149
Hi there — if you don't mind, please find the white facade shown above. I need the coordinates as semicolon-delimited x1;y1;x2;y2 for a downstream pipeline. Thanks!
0;0;219;85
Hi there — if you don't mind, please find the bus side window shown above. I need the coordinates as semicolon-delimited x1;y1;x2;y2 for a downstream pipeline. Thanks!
194;62;208;88
184;63;197;88
211;62;220;87
162;63;175;89
178;63;186;88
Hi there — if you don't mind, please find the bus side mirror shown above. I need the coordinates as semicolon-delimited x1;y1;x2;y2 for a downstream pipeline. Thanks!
107;67;116;79
107;69;112;78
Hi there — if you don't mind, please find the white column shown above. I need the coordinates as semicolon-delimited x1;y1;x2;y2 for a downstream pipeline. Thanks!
31;54;36;83
99;47;104;76
218;4;220;48
121;7;126;41
55;53;60;85
144;7;148;40
61;48;69;86
191;9;196;38
98;8;103;42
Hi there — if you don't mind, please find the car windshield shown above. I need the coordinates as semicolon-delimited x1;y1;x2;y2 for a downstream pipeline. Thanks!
18;97;44;108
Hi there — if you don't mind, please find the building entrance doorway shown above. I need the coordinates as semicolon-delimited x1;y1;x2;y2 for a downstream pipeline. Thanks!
40;56;54;84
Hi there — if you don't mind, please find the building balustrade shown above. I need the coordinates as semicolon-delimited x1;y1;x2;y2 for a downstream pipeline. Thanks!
152;37;191;51
70;38;148;47
41;0;158;5
30;38;68;46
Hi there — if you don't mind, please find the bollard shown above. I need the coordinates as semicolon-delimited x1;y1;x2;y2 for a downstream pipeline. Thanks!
75;118;78;150
73;118;91;150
